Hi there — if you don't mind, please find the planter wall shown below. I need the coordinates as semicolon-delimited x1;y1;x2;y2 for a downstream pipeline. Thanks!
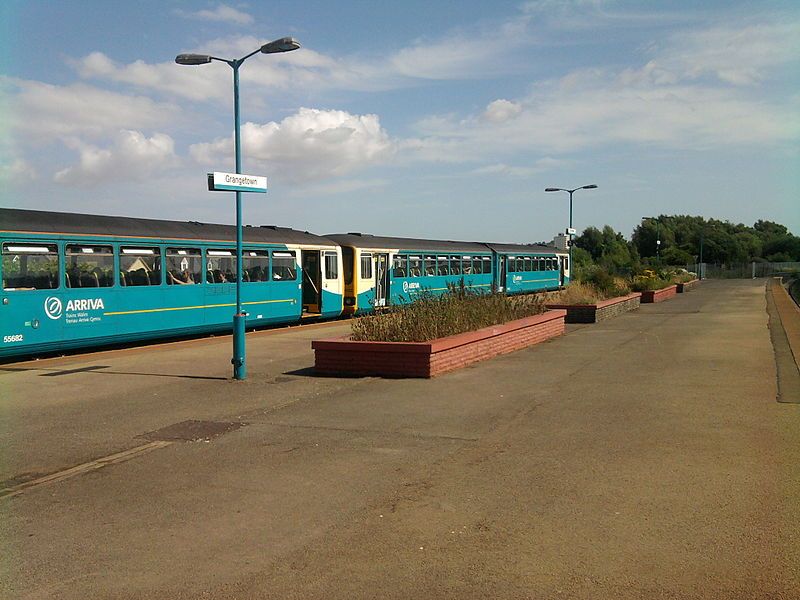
312;309;566;378
676;279;700;293
640;285;678;303
546;292;642;323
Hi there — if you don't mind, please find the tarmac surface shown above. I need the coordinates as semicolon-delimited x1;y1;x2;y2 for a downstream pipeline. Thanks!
1;279;798;599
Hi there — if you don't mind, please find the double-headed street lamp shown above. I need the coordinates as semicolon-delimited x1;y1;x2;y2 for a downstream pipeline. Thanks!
544;184;597;274
176;37;301;381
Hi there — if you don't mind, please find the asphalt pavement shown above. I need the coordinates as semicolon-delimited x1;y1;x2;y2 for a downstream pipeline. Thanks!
1;279;797;599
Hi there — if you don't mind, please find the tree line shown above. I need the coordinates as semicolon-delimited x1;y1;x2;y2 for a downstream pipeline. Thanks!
571;216;800;275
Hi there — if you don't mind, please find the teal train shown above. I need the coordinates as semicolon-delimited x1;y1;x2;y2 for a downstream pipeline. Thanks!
1;209;568;359
326;234;569;316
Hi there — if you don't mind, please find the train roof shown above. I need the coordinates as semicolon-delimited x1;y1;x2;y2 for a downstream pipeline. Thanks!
0;208;335;247
482;242;563;254
325;233;560;255
324;233;489;253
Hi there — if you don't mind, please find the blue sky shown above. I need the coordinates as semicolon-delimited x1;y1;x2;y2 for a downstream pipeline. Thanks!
1;0;798;243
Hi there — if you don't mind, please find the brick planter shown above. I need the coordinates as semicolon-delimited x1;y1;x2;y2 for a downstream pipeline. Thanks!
312;310;566;378
545;292;642;323
640;285;678;303
676;279;700;293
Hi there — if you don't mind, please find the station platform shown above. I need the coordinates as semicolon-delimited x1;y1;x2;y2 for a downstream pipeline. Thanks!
1;280;798;599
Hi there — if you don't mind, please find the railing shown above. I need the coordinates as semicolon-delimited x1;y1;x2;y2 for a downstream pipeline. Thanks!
688;262;800;279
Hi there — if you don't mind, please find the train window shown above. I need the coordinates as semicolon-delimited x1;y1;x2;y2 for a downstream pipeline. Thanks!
166;248;202;285
483;257;492;273
536;257;543;271
424;255;436;276
547;258;555;271
408;256;422;278
392;255;407;278
564;257;569;271
472;257;484;274
2;243;59;290
437;256;450;276
205;249;236;284
516;257;525;272
324;252;338;280
360;253;373;280
120;247;161;286
243;250;269;283
450;256;461;275
66;245;114;288
462;256;472;275
523;257;532;272
272;251;297;281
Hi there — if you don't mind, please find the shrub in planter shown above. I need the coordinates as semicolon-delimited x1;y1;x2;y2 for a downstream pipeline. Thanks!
351;284;547;343
580;266;631;298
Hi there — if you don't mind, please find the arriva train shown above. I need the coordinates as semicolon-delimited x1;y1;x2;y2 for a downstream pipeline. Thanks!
0;208;569;359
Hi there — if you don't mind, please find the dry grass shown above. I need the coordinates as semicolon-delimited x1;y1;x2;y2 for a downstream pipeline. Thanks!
351;284;547;343
552;281;603;304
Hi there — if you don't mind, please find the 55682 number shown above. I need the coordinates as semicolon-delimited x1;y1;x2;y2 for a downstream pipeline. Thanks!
3;334;24;343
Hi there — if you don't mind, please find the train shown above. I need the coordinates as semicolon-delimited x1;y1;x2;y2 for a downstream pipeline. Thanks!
0;208;569;359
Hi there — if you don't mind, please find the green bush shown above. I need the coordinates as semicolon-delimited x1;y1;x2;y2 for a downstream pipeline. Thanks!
580;266;631;298
351;283;547;342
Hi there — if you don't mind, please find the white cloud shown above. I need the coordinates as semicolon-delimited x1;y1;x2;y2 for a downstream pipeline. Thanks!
407;71;800;163
69;9;542;103
287;177;389;198
54;130;178;186
176;4;254;25
73;52;231;103
190;108;392;183
472;157;572;178
3;77;181;143
648;21;800;86
483;99;523;123
0;159;37;183
400;16;800;164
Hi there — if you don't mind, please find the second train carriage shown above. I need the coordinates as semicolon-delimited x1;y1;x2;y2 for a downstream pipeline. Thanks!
0;208;343;359
326;233;569;315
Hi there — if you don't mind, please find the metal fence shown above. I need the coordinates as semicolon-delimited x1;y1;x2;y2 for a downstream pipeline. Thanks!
687;262;800;279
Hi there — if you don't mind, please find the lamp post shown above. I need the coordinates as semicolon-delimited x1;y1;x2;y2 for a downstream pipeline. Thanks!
642;216;660;263
544;184;597;275
176;37;301;380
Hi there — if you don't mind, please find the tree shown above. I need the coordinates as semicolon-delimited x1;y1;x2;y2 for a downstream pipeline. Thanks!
661;246;694;266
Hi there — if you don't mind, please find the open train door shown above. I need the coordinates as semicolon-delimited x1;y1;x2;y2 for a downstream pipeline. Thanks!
301;250;321;314
559;257;566;287
374;253;389;307
497;256;506;293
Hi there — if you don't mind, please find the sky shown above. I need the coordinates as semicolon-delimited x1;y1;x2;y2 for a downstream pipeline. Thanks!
1;0;798;244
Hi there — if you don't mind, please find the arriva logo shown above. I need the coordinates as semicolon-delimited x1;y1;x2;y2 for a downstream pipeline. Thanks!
66;298;105;311
44;296;63;320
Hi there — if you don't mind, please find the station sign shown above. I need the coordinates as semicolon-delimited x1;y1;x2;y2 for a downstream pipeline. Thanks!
566;227;577;236
207;172;267;193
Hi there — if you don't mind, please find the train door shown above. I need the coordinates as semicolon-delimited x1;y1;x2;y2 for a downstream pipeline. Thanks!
497;256;506;293
301;250;321;314
374;253;389;307
559;256;566;287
